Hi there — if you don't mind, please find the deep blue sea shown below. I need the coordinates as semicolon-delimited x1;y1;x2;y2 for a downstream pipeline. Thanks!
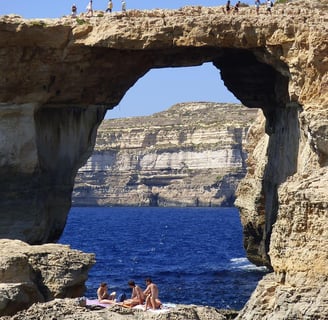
59;207;267;310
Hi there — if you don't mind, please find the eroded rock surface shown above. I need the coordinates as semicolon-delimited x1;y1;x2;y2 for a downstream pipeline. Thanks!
0;239;95;316
0;299;235;320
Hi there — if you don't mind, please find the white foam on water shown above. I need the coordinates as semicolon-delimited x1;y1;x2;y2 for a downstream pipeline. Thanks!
230;257;268;272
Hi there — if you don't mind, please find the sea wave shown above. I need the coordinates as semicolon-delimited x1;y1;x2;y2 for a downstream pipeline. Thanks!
230;257;268;272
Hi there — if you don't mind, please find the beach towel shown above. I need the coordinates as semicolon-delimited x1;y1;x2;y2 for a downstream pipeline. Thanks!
86;299;114;309
132;303;176;313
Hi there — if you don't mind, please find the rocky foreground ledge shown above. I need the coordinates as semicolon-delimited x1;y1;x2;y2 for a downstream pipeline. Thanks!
0;299;238;320
0;239;238;319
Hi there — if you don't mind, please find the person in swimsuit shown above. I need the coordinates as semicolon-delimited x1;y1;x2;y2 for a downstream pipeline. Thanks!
123;280;145;307
97;282;116;304
143;278;161;311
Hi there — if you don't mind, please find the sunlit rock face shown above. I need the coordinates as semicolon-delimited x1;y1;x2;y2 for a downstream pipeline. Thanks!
73;102;258;207
0;5;294;245
0;0;328;317
0;239;94;316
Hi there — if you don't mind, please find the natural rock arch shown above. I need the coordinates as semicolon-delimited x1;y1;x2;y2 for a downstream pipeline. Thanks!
2;44;292;261
0;1;327;280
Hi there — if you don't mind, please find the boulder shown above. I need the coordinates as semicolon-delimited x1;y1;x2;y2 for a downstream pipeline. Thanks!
0;240;95;316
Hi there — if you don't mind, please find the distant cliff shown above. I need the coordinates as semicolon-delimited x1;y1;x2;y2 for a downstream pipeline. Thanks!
72;102;258;207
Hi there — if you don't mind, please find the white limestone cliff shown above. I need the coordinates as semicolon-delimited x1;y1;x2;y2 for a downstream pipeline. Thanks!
73;102;258;207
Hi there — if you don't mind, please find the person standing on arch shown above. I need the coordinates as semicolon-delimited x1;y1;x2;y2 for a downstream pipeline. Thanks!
255;0;261;15
233;1;241;13
71;4;77;17
121;0;126;12
86;0;93;17
225;0;231;13
106;0;113;13
266;0;273;15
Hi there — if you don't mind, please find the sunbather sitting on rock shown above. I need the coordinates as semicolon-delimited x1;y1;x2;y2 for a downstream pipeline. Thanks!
143;278;162;311
123;280;145;307
97;282;116;304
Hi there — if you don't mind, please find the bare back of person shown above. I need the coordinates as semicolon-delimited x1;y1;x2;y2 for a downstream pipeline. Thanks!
132;285;145;302
148;283;158;299
144;279;161;311
124;280;145;308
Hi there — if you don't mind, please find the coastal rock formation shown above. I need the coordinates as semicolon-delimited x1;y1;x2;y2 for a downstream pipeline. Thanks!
73;102;258;207
235;114;328;319
1;299;235;320
0;0;327;318
0;239;95;316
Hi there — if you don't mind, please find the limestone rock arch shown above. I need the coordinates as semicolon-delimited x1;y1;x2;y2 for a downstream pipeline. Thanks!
0;1;327;280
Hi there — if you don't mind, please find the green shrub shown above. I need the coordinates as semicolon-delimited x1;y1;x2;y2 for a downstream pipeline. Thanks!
30;20;46;27
76;18;86;25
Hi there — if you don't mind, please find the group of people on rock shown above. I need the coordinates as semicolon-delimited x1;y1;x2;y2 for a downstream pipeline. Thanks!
71;0;126;18
225;0;240;14
225;0;274;15
71;0;276;18
97;278;162;311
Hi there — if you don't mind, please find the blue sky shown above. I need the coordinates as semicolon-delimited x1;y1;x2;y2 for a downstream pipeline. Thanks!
1;0;244;118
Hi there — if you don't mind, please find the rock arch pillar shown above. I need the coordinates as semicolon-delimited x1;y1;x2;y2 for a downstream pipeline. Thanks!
213;48;301;267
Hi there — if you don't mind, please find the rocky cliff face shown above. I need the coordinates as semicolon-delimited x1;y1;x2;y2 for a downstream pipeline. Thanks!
73;102;258;207
0;0;328;318
235;112;328;320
